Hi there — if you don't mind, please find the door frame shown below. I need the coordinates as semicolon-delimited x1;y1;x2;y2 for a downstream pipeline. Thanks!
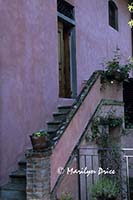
57;11;77;98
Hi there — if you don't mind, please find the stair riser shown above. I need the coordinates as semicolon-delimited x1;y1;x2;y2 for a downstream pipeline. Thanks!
0;190;26;200
47;123;60;130
10;177;26;185
19;163;26;171
53;114;66;121
58;107;71;113
48;133;57;140
47;126;59;133
48;131;57;139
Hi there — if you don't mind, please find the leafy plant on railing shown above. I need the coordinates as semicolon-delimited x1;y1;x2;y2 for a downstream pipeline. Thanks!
90;109;123;147
89;107;128;199
101;48;133;84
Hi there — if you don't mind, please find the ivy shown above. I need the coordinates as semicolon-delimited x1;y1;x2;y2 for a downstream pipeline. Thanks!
90;109;124;147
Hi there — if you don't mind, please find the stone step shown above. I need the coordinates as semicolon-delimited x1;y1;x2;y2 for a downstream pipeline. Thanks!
0;182;26;200
10;170;26;184
0;104;72;200
47;120;62;130
1;182;26;192
0;190;26;200
58;105;72;113
18;159;26;170
47;127;58;133
53;112;67;121
48;129;57;139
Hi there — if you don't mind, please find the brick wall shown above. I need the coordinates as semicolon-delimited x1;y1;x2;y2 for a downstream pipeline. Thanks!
26;149;52;200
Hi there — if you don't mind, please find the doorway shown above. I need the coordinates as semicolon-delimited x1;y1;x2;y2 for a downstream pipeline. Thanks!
58;21;71;97
57;0;77;98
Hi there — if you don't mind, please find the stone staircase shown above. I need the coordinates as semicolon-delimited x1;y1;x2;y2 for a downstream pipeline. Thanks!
47;105;72;140
0;105;72;200
0;159;26;200
1;71;132;199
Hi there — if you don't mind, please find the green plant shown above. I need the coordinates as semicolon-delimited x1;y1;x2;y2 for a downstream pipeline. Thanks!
90;112;123;146
124;107;133;129
128;2;133;28
30;129;50;151
101;116;123;128
60;192;73;200
101;49;133;83
32;129;48;137
90;177;119;199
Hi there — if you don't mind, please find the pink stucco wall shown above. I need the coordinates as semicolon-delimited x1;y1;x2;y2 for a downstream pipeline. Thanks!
73;0;131;93
51;76;123;190
0;0;132;185
0;0;58;185
56;159;79;200
67;0;131;92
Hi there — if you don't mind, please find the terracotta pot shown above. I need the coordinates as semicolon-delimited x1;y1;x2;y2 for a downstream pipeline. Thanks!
106;71;127;82
30;135;49;150
114;71;127;82
106;74;116;81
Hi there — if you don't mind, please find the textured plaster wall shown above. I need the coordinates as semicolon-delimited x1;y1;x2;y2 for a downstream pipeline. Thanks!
0;0;58;185
122;129;133;148
51;76;123;190
56;159;79;200
0;0;132;185
73;0;131;93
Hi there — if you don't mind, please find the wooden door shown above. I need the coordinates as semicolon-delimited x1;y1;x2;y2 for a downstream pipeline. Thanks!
58;21;65;97
58;21;71;98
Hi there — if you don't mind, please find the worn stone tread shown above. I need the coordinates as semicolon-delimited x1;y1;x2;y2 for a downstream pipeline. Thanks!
1;182;26;191
58;105;72;112
53;112;68;116
10;169;26;178
47;120;62;125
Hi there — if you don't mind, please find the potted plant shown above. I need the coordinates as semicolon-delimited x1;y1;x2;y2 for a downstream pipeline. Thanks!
90;177;119;200
101;49;133;84
90;110;123;146
100;116;123;128
30;129;50;150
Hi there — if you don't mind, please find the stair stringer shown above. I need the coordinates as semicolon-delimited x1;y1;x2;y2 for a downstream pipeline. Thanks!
51;99;124;198
50;71;123;192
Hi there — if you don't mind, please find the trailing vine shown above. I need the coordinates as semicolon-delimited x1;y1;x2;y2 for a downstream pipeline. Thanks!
90;109;124;147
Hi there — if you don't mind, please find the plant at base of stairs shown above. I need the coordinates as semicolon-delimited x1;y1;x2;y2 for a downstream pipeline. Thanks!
90;177;119;200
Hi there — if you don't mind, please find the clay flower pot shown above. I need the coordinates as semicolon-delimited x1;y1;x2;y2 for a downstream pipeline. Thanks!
30;130;50;150
105;71;128;82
